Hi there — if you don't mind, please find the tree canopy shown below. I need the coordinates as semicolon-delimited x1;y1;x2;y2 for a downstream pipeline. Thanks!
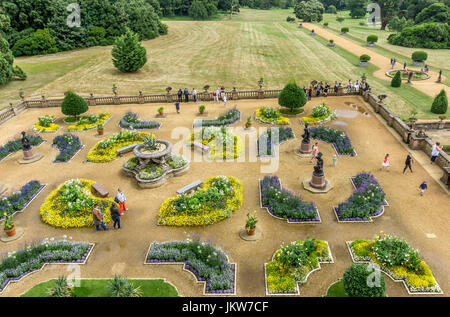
111;28;148;73
294;0;325;22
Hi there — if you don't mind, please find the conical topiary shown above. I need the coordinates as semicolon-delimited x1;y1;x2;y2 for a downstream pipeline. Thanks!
61;90;89;119
112;28;147;73
431;89;448;114
391;71;402;87
278;79;307;114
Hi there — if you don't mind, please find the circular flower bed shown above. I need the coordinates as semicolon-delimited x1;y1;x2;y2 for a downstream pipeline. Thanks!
68;113;111;131
40;179;114;228
87;130;153;163
34;115;59;132
158;176;243;226
255;107;289;125
301;103;337;124
386;70;430;81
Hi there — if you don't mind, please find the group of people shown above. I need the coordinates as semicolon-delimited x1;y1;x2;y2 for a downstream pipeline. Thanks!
303;80;370;100
176;86;228;104
391;58;408;71
92;188;128;231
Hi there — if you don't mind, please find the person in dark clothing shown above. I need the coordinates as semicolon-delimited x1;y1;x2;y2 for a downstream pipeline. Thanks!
175;102;180;114
403;153;414;174
184;88;189;102
177;89;182;102
110;203;121;229
308;86;312;100
419;181;427;196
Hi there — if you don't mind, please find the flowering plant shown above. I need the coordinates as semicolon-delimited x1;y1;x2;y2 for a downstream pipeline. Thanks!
34;115;59;132
0;181;43;218
193;109;240;127
257;127;294;156
119;111;160;130
246;212;258;229
52;134;82;162
2;213;14;230
0;135;43;161
310;126;355;155
256;107;289;125
68;113;110;131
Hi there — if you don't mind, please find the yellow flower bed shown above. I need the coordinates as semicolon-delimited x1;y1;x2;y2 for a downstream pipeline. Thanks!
87;131;153;163
34;122;60;132
256;108;289;125
301;114;330;124
68;113;110;131
158;176;243;226
40;179;114;228
187;128;244;160
351;239;437;289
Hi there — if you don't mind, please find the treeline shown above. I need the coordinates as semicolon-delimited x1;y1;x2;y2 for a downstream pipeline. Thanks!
0;0;167;57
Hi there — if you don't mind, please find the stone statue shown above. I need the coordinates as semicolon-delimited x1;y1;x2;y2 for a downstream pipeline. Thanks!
302;122;311;144
438;70;442;83
313;152;324;177
21;131;31;151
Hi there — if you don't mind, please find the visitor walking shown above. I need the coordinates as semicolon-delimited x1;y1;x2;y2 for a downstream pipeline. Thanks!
332;154;337;167
177;89;182;102
354;80;360;93
175;102;180;114
391;59;395;69
403;153;414;174
308;86;312;100
92;204;107;231
403;62;407;70
310;143;319;163
110;203;121;229
419;181;428;196
380;153;390;171
430;142;442;165
192;88;197;102
115;188;127;215
184;88;189;102
347;80;352;93
223;94;228;107
213;90;218;102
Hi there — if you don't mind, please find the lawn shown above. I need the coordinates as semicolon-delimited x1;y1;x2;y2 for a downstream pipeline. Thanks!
324;280;348;297
21;279;179;297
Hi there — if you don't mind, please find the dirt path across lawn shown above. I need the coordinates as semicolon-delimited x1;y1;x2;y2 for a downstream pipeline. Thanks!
0;97;449;297
303;23;450;98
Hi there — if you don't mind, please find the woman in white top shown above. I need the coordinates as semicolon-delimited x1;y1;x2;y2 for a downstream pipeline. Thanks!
115;188;127;215
431;142;442;164
354;80;360;93
223;95;228;107
191;88;197;102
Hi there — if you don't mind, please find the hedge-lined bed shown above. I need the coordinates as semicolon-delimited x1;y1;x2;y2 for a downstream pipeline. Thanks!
192;109;240;128
0;240;93;293
348;234;442;294
255;107;289;125
265;239;333;295
52;134;83;163
67;113;111;131
146;240;236;294
257;127;294;157
0;135;44;162
119;112;161;130
260;176;320;223
310;126;356;156
158;176;243;226
33;115;59;133
0;180;45;220
335;173;387;222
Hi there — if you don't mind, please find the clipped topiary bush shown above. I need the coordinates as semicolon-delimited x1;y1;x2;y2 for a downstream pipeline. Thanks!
412;51;428;62
336;17;345;23
367;35;378;44
278;79;307;114
431;89;448;114
343;263;386;297
61;91;89;119
341;27;349;34
112;28;147;73
359;54;371;62
391;71;402;87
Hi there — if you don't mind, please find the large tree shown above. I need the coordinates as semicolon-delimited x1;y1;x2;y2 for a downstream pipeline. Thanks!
404;0;439;20
415;2;450;24
374;0;402;30
111;28;147;72
347;0;368;19
294;0;325;22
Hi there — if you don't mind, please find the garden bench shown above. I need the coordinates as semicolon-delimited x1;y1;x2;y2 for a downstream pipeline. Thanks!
192;142;210;153
116;143;138;157
92;183;109;198
176;180;203;195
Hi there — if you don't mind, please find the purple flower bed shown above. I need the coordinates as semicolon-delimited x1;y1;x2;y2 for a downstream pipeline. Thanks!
336;172;386;221
146;240;235;293
260;176;319;222
0;241;92;292
257;127;294;157
0;135;44;162
0;180;44;220
52;134;82;163
310;127;355;156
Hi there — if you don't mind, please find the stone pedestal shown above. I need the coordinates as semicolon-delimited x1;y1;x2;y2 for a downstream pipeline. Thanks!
299;142;312;154
302;175;334;194
1;226;25;243
23;149;36;160
310;174;326;189
18;150;43;164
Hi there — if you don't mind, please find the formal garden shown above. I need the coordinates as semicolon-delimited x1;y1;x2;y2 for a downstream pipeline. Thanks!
0;3;448;300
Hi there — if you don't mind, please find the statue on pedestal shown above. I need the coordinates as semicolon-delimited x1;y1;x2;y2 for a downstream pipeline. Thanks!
21;131;31;151
297;123;313;155
302;122;311;144
313;152;324;177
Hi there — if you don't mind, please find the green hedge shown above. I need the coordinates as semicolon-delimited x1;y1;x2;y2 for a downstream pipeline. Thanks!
388;22;450;49
431;90;448;114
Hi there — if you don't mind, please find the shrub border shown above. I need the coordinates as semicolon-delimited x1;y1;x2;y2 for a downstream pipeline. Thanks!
346;241;443;295
0;183;46;222
0;242;95;294
333;177;388;223
259;178;321;224
144;241;237;296
264;241;334;295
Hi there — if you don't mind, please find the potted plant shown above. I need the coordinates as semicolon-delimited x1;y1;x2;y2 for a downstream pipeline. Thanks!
310;29;315;35
3;213;16;237
97;123;104;135
359;54;371;67
245;212;258;236
158;107;164;116
328;39;335;47
298;23;303;28
324;22;329;28
367;35;378;47
245;117;252;129
412;51;428;66
341;27;349;35
439;115;446;122
199;105;205;114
